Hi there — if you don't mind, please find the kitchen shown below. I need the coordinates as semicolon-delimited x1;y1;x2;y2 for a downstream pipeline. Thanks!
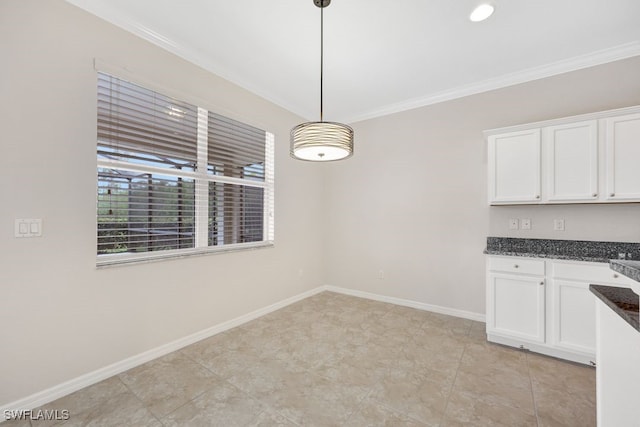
2;0;640;425
484;106;640;425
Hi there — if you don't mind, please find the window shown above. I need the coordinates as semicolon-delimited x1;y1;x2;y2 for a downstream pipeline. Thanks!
96;72;274;265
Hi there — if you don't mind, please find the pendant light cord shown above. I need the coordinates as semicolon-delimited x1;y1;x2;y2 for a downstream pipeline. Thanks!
320;3;324;122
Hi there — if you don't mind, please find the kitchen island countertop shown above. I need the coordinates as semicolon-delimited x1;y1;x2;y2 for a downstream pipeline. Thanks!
589;284;639;332
609;259;640;283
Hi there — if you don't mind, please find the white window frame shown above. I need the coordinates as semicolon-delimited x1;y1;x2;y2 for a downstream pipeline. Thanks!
96;74;274;267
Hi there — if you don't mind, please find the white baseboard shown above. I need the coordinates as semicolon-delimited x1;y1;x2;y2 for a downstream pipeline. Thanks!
2;284;484;420
0;286;325;418
324;285;486;322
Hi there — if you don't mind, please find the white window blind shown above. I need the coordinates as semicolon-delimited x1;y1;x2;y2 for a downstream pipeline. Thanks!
96;72;274;265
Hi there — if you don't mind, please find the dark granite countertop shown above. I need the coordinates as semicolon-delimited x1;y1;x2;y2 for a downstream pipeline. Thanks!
590;284;640;332
609;260;640;283
485;237;640;263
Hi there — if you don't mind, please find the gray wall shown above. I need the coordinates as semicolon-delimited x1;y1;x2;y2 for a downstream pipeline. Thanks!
324;56;640;317
0;0;326;405
2;0;640;408
489;204;640;242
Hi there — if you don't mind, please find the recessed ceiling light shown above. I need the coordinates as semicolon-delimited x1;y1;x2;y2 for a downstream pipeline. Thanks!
470;4;495;22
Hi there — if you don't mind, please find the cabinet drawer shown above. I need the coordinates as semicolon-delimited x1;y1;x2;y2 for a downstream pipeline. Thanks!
488;257;545;276
552;262;636;286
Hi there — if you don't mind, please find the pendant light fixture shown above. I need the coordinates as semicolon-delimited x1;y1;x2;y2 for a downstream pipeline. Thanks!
290;0;354;162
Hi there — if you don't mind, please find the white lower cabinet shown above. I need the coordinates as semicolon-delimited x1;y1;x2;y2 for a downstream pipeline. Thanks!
550;279;595;355
486;256;638;365
595;297;640;426
487;273;546;343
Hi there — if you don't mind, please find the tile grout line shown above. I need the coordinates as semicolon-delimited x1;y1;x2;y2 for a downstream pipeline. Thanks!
161;349;300;427
333;317;419;425
120;350;238;424
318;302;415;424
202;348;302;426
524;352;541;427
438;328;471;426
341;386;375;425
156;379;222;423
365;398;428;426
222;368;300;427
230;376;301;427
301;331;379;426
114;375;165;426
180;350;294;425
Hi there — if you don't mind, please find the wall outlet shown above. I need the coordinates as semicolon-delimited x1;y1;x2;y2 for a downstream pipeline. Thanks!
509;219;519;230
554;219;565;231
521;219;531;230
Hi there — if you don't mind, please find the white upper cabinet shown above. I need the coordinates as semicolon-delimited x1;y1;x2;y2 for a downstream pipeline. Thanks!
544;120;598;203
605;113;640;201
488;129;541;204
486;106;640;205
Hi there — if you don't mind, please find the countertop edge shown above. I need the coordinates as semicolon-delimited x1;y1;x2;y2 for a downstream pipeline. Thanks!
609;260;640;283
484;250;611;263
589;284;640;332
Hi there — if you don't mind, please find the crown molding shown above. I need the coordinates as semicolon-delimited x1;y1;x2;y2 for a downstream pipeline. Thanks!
64;0;308;119
345;41;640;124
64;1;640;124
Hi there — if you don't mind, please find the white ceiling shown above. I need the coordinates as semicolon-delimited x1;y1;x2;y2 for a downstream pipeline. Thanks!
66;0;640;123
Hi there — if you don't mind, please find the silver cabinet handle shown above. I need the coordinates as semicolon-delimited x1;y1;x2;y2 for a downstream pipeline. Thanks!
535;195;540;199
610;193;615;197
592;193;597;197
540;281;544;286
613;273;619;278
514;264;519;268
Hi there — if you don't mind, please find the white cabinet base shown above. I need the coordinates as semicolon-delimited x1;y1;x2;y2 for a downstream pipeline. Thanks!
486;256;638;366
487;333;596;365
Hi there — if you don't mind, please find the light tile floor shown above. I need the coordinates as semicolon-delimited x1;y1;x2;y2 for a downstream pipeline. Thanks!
10;292;595;426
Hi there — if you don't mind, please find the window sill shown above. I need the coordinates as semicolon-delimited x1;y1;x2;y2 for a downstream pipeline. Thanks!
96;241;274;268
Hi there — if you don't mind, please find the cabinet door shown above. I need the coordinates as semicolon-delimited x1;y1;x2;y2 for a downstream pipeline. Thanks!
605;113;640;201
545;120;598;202
595;300;640;426
488;129;541;204
487;273;545;342
551;280;596;355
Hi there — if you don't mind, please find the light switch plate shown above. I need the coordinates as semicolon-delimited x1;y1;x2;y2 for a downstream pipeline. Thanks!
554;219;565;231
509;219;519;230
14;219;42;238
521;219;531;230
